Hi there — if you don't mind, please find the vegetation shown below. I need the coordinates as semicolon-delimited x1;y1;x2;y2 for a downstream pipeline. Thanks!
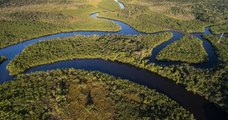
204;35;228;64
0;69;194;119
203;35;228;112
7;34;227;112
1;0;226;47
128;0;227;23
0;0;121;48
1;0;227;116
98;0;120;11
211;23;228;34
0;56;7;64
99;0;227;33
7;33;172;75
99;4;206;33
147;63;227;110
157;35;207;63
190;0;227;23
0;0;72;7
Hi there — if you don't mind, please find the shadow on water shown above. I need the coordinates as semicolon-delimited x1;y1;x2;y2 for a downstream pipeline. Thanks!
0;0;226;119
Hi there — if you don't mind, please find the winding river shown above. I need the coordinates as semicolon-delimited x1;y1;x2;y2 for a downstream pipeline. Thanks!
0;0;226;120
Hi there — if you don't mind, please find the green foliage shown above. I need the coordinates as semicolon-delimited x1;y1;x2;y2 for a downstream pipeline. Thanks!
100;0;227;33
8;11;69;23
204;35;228;112
204;35;228;63
0;56;7;64
136;0;227;23
0;0;80;7
169;6;191;16
98;0;120;11
7;34;227;111
1;0;227;116
0;20;63;48
0;69;194;119
157;35;207;63
144;64;227;111
192;1;227;23
0;0;120;48
99;1;207;33
7;33;172;75
211;23;228;34
203;35;228;112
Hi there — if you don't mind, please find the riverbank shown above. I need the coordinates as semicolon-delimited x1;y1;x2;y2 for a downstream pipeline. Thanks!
5;34;227;116
0;56;7;64
0;69;194;119
0;0;227;119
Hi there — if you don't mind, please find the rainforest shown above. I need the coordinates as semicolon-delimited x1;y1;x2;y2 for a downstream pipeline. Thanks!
0;0;227;120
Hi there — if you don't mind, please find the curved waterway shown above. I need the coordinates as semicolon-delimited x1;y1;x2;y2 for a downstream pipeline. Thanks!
0;0;226;120
149;27;218;68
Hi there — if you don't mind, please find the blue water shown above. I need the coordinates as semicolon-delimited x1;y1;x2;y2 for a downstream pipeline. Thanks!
0;0;226;119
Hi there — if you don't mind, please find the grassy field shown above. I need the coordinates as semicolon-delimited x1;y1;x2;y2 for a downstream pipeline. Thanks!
157;35;207;63
0;69;194;119
99;0;227;33
0;0;121;48
0;0;226;48
140;0;227;23
99;0;204;33
7;34;227;111
99;4;205;33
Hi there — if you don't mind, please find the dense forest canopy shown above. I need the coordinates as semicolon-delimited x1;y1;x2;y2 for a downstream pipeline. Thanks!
0;69;193;119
